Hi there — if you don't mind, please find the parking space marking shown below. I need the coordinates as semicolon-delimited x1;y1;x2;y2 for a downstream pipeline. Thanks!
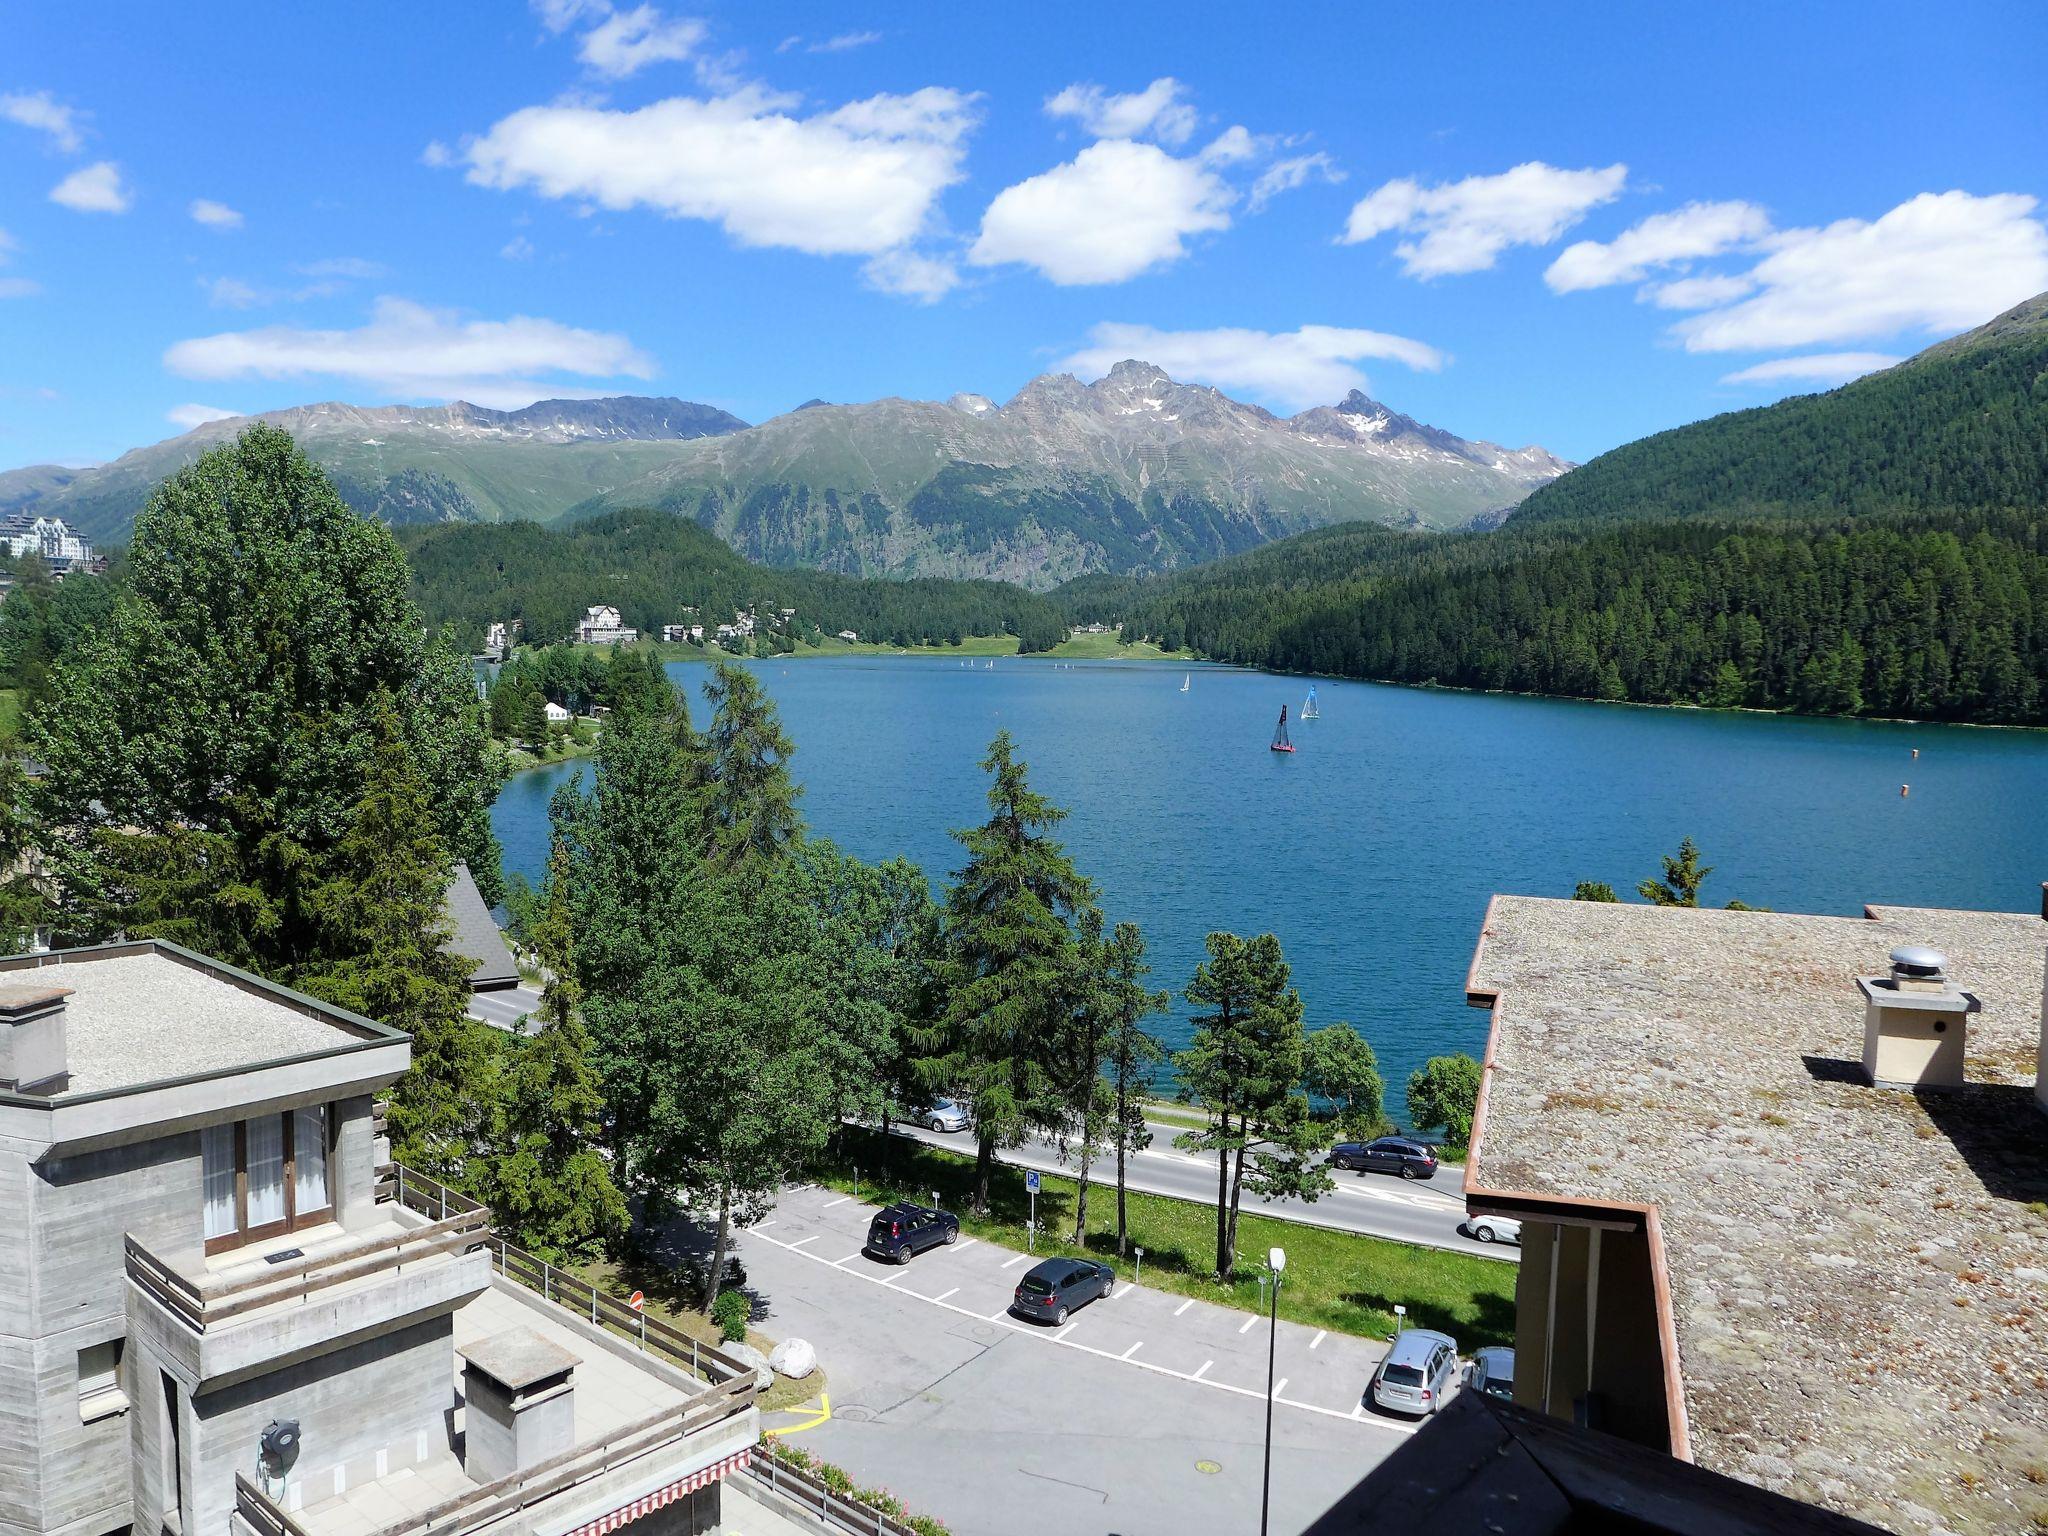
1238;1316;1258;1335
823;1197;851;1209
1310;1330;1326;1350
745;1219;1418;1436
1273;1378;1288;1398
952;1238;976;1253
833;1252;864;1266
1001;1254;1030;1270
1121;1342;1143;1360
931;1288;958;1303
789;1235;820;1250
754;1220;776;1231
1173;1299;1194;1317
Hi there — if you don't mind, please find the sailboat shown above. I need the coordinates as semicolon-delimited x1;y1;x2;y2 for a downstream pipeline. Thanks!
1270;704;1295;753
1180;673;1190;693
1301;684;1319;720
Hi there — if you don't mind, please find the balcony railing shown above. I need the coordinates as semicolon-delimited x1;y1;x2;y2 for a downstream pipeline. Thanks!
125;1202;488;1332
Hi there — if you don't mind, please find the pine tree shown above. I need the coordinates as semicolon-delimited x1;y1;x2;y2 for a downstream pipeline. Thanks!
297;696;482;1181
1639;836;1711;907
1097;919;1166;1258
700;663;802;869
917;730;1093;1214
1572;880;1621;902
477;842;626;1261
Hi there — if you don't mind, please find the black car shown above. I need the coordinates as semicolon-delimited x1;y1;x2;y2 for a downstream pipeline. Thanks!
1011;1257;1114;1324
863;1201;959;1263
1330;1136;1439;1180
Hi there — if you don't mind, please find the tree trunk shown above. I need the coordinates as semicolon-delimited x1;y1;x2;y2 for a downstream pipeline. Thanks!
1225;1138;1248;1279
703;1192;731;1317
1115;1134;1129;1259
1114;1066;1130;1259
1213;1109;1233;1281
973;1125;996;1215
1072;1137;1094;1246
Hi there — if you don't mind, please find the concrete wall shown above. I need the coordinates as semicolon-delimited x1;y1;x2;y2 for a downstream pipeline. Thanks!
189;1315;454;1536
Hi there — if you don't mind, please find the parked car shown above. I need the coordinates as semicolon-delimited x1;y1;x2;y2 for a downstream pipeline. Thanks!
1330;1136;1440;1181
914;1097;970;1133
1466;1213;1521;1246
1011;1257;1114;1324
1368;1328;1459;1416
1468;1346;1516;1402
863;1201;959;1264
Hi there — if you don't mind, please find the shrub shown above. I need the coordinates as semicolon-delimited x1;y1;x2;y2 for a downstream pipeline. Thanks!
711;1288;749;1343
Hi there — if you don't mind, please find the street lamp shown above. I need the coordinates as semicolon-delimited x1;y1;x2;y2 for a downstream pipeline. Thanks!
1261;1247;1287;1536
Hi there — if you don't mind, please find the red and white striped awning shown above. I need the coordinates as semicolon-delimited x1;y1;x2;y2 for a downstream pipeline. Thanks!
559;1449;753;1536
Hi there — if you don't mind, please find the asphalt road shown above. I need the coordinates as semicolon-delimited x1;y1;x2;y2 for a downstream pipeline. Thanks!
883;1118;1517;1262
466;984;543;1035
728;1184;1444;1536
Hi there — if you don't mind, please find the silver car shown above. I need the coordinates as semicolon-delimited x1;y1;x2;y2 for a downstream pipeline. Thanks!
1467;1213;1522;1246
917;1097;970;1133
1369;1328;1459;1416
1468;1345;1515;1402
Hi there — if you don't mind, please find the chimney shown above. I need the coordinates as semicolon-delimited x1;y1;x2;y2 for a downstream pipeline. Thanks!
1857;946;1979;1090
458;1329;579;1483
0;984;73;1095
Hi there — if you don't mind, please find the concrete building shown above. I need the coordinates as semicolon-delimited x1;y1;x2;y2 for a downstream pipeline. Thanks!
0;939;758;1536
1461;894;2048;1534
0;514;93;569
574;607;638;646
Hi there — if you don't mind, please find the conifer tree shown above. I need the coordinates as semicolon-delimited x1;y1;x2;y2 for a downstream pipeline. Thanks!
1639;836;1711;907
917;730;1093;1214
1087;916;1166;1256
700;662;801;868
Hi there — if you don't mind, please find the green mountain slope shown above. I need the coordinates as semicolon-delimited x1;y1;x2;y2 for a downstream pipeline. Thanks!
8;397;749;544
1513;292;2048;526
401;507;1069;652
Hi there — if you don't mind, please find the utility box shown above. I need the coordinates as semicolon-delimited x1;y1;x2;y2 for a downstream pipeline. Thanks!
1857;946;1979;1089
459;1327;580;1484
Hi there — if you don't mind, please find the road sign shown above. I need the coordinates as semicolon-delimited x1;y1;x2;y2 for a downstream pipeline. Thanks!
1024;1170;1041;1194
628;1290;645;1312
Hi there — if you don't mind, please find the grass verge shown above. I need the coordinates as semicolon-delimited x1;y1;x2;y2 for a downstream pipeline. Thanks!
576;1256;825;1413
819;1128;1514;1348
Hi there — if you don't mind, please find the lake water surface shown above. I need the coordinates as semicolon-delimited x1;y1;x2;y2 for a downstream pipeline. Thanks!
492;657;2048;1098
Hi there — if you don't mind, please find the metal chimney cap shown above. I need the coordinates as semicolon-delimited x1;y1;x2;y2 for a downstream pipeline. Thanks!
1889;945;1948;976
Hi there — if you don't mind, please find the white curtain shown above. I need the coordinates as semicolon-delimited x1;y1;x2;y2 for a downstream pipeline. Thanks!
201;1124;236;1239
294;1106;329;1216
245;1116;285;1228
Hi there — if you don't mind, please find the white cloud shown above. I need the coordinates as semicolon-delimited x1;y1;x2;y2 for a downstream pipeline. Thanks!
201;276;266;309
1061;322;1444;409
862;248;959;303
167;403;242;431
1647;272;1756;310
578;5;706;77
189;198;244;230
162;296;655;409
294;256;387;279
0;278;39;299
971;140;1232;285
501;235;536;261
1718;353;1903;387
49;160;131;214
1197;126;1265;167
1674;190;2048;352
461;85;977;259
1340;161;1627;277
1044;78;1197;148
1544;200;1769;292
809;30;880;53
1248;151;1343;212
532;0;608;31
1;90;83;153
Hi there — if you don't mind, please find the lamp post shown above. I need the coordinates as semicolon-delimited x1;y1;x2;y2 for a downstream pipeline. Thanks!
1261;1246;1286;1536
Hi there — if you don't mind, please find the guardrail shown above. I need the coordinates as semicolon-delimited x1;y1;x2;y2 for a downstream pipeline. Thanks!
744;1456;923;1536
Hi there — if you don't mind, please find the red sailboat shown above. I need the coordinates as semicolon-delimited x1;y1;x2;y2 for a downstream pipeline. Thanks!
1270;704;1295;753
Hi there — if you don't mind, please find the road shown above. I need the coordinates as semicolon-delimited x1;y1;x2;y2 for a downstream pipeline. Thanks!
710;1184;1437;1536
883;1117;1515;1261
466;984;542;1035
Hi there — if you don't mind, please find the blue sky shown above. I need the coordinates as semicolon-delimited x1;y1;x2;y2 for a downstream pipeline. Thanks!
4;1;2045;469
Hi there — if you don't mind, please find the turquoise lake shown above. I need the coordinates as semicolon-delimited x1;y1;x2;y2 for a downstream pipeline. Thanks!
490;657;2048;1099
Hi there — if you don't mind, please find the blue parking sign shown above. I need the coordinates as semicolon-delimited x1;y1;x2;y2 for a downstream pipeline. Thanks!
1024;1169;1041;1194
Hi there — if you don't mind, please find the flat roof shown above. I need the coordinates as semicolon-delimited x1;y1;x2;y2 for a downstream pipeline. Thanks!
0;940;399;1099
1465;895;2048;1535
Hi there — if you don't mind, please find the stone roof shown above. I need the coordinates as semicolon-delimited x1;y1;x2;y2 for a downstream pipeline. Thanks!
1465;896;2048;1536
0;943;389;1096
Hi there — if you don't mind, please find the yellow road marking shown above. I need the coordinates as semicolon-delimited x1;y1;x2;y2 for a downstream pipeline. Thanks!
764;1393;832;1437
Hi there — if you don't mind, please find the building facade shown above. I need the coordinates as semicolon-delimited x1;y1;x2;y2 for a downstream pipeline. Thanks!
0;515;94;570
0;940;757;1536
574;608;638;646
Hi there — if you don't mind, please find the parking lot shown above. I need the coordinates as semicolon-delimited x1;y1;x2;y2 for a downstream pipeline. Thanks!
725;1184;1458;1536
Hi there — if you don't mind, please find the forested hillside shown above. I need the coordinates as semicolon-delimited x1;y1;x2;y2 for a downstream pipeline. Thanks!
1091;508;2048;723
400;508;1069;652
1511;293;2048;526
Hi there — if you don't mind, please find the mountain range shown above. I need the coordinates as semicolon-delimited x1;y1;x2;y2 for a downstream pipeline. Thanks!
0;367;1567;587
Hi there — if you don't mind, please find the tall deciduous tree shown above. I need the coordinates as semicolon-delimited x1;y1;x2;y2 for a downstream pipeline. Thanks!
1303;1021;1388;1140
1174;932;1329;1281
296;696;482;1180
28;424;502;967
1406;1054;1484;1145
478;842;626;1260
917;730;1092;1214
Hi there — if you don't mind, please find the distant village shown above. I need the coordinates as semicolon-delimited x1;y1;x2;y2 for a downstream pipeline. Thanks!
482;603;857;660
0;513;100;590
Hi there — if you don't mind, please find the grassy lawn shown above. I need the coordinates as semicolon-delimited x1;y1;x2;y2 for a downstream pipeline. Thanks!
819;1128;1515;1348
576;1255;825;1413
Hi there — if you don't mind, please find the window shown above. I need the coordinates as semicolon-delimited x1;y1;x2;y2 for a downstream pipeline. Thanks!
199;1106;336;1253
78;1338;127;1422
